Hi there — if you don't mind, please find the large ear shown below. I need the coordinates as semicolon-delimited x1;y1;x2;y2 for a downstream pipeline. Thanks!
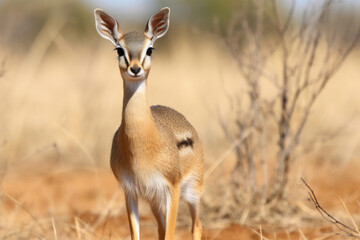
145;7;170;43
94;9;123;46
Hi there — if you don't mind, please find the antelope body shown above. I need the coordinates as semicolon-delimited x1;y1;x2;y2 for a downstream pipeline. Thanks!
94;7;204;240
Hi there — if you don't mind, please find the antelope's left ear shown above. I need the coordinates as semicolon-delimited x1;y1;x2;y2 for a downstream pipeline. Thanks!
145;7;170;43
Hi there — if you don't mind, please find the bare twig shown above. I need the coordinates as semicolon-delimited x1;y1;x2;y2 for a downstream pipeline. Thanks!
214;0;360;219
204;129;253;180
52;217;58;240
301;178;360;238
2;192;46;233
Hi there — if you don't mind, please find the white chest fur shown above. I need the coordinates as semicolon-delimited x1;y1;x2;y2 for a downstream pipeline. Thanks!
120;170;170;207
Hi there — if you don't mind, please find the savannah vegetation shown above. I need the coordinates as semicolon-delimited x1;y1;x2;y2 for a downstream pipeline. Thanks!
0;0;360;239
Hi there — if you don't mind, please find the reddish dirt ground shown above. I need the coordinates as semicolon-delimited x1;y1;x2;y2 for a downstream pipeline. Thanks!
1;163;359;239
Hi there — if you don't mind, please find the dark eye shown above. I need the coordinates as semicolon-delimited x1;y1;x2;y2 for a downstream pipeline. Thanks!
116;47;124;57
146;47;154;56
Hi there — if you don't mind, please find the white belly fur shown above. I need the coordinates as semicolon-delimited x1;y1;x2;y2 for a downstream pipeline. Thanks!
120;170;170;208
120;170;200;209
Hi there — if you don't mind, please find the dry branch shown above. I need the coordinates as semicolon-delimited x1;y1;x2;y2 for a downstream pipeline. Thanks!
218;0;360;207
2;192;46;234
301;178;360;238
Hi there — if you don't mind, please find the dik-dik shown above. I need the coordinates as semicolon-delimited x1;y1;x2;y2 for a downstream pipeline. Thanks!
94;7;204;240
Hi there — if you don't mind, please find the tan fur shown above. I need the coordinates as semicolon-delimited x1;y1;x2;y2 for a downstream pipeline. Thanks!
95;7;203;240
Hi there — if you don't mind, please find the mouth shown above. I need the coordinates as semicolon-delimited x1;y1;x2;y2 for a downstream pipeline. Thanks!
126;73;145;80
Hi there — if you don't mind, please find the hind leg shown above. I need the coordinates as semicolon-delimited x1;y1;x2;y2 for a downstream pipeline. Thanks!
188;201;202;240
150;203;166;240
181;176;202;240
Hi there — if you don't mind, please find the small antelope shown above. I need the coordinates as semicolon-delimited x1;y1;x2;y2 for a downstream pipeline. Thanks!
94;7;204;240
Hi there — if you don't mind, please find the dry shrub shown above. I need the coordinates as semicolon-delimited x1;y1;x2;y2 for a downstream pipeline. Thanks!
203;0;360;226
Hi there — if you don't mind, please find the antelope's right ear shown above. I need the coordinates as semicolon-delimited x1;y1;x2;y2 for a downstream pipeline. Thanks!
94;9;123;46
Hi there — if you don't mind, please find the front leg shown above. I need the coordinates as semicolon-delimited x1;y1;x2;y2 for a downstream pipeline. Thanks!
165;187;180;240
125;193;140;240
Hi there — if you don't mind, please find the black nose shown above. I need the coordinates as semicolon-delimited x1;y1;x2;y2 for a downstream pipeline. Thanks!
130;65;141;75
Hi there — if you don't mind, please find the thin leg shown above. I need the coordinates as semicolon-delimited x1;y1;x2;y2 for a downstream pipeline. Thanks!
125;193;140;240
164;187;180;240
188;202;202;240
150;203;165;240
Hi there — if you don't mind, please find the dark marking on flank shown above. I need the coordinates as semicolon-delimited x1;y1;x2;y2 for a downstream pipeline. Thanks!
177;137;193;149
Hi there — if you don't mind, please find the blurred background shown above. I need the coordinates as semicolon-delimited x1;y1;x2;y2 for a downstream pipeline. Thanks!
0;0;359;168
0;0;360;239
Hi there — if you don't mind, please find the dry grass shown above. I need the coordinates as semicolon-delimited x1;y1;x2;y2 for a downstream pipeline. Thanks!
1;163;360;239
1;5;360;238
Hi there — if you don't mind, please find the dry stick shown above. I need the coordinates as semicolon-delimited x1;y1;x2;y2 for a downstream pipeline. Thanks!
99;211;112;240
250;227;270;240
283;0;296;33
279;52;340;188
209;226;224;240
339;197;360;234
289;24;358;154
298;228;307;240
259;225;264;240
72;216;97;239
92;189;121;229
234;1;265;192
16;143;58;164
53;122;97;166
288;21;358;154
74;217;82;240
14;15;66;119
52;217;58;240
272;0;294;196
2;192;46;233
277;0;352;200
204;129;253;180
301;178;360;238
288;1;335;124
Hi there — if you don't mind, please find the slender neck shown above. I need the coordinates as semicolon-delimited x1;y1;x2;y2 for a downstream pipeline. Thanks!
122;79;148;116
121;78;157;138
